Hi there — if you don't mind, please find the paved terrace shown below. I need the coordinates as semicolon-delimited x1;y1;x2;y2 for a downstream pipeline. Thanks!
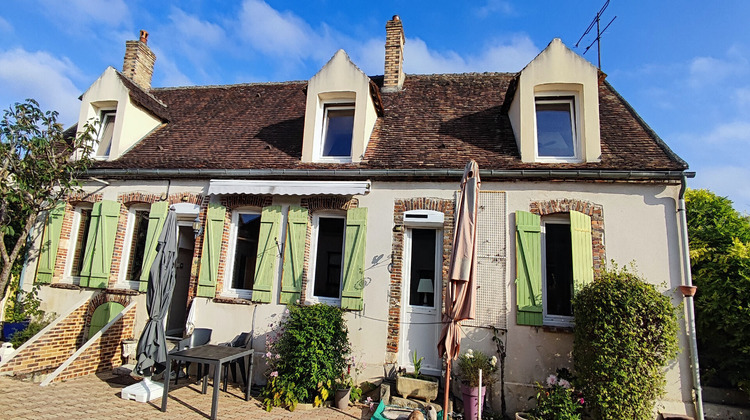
0;373;374;419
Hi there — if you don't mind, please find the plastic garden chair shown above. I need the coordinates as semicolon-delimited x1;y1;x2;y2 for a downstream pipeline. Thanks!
173;328;212;384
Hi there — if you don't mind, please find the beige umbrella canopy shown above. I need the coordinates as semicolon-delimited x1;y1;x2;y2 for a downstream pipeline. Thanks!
438;160;480;416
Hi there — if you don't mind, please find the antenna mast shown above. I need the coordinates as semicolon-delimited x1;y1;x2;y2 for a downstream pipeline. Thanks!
575;0;617;69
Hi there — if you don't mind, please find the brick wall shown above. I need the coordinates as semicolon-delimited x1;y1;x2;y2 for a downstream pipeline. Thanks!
386;198;454;356
122;31;156;91
0;294;135;381
384;15;405;91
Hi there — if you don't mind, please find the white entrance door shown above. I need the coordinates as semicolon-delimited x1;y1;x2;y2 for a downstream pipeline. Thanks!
400;228;443;376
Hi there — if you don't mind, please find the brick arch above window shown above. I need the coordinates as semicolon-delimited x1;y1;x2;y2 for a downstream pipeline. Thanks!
529;198;605;277
301;196;358;213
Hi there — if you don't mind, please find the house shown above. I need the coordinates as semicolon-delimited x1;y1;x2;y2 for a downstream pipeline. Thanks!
3;16;698;417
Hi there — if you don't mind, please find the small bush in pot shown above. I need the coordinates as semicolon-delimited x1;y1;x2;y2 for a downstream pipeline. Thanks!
573;263;679;420
456;348;498;387
527;369;584;420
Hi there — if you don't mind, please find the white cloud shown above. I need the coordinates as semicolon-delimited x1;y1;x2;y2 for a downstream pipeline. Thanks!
0;48;82;125
39;0;131;28
734;87;750;106
474;0;514;18
705;121;750;144
692;165;750;214
0;16;12;33
404;35;537;74
688;48;749;88
151;48;194;88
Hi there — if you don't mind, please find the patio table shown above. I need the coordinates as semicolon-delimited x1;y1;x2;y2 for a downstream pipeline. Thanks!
161;344;253;419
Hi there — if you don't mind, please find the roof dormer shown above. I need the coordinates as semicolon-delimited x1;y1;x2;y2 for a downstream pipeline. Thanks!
76;31;165;161
301;49;382;163
508;38;601;163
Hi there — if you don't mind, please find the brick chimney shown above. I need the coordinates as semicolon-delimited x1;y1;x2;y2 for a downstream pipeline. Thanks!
123;30;156;91
383;15;405;92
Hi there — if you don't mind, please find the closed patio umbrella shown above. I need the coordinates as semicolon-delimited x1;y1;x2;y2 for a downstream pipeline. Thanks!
136;207;178;376
438;160;480;417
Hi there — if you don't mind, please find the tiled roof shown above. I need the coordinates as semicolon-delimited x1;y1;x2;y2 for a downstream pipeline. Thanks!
93;73;687;173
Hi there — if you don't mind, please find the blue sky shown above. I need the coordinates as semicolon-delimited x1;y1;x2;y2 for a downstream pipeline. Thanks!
1;1;749;213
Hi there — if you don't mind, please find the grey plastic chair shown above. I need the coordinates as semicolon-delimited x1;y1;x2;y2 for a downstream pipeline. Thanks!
221;332;253;392
173;328;212;384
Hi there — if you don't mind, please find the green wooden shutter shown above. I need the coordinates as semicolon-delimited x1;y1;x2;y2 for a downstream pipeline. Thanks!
280;206;308;305
79;200;121;288
570;210;594;294
35;202;66;284
88;301;125;338
516;211;542;326
252;206;282;303
197;202;227;298
138;201;170;292
341;207;367;311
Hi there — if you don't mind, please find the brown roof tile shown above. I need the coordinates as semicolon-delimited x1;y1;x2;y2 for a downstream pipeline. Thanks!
94;73;687;173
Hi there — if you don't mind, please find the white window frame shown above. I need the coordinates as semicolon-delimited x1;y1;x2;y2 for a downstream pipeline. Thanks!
534;93;581;163
402;227;443;314
95;110;116;159
314;101;355;163
222;208;262;299
63;203;94;285
305;212;347;306
540;213;575;327
116;204;149;289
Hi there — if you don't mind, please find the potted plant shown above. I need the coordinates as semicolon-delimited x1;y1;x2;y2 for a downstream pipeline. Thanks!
456;348;498;420
396;350;439;401
519;369;584;420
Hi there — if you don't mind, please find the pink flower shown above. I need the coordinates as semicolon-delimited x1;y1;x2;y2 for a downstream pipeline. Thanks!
546;374;557;386
275;354;281;359
559;379;571;389
270;371;278;377
579;397;585;404
265;352;272;358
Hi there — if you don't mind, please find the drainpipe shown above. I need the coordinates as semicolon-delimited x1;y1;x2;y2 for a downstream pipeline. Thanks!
677;174;704;420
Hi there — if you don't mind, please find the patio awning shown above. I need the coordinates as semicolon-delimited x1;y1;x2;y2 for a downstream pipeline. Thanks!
207;180;371;196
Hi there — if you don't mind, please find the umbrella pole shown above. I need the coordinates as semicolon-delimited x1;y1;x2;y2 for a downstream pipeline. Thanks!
444;347;452;419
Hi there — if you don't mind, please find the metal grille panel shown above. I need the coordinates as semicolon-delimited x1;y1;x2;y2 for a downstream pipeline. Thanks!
464;191;507;329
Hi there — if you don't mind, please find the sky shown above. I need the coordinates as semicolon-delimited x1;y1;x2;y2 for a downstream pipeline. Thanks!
1;1;749;213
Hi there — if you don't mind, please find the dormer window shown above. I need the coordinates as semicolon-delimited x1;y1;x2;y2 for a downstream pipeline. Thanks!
534;95;580;161
96;110;116;158
321;104;354;159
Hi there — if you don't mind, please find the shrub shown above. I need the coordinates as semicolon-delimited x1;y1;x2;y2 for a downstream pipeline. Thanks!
685;189;750;392
572;264;679;420
260;303;350;411
456;348;498;387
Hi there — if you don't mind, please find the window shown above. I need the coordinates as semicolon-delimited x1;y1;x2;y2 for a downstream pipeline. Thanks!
310;214;346;301
118;205;150;287
224;211;262;298
67;204;93;281
515;210;593;327
320;104;354;160
96;111;116;158
406;228;440;308
542;215;574;323
535;96;577;160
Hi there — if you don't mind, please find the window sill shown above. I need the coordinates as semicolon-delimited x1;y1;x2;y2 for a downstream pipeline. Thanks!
214;296;254;305
105;287;139;296
542;325;574;334
50;283;81;290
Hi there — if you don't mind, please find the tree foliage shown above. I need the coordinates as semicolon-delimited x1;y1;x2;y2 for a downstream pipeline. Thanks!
573;264;679;420
0;99;96;299
685;188;750;392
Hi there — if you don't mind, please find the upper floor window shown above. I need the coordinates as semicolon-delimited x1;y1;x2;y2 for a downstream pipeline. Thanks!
224;210;262;298
310;214;346;302
535;96;579;161
319;104;354;160
96;111;116;158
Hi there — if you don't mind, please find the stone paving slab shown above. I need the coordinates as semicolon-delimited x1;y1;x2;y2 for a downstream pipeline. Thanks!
0;373;374;419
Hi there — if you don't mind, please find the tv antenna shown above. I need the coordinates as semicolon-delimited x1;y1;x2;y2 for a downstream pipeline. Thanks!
575;0;617;70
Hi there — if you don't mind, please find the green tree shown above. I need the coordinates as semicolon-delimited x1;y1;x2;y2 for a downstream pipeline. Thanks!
0;99;96;299
685;189;750;392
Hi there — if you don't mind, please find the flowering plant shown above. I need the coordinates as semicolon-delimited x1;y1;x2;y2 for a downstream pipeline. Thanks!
528;369;584;420
456;348;498;387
